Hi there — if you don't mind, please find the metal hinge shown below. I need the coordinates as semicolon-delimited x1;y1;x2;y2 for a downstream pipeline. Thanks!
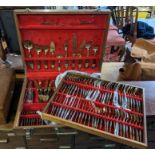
7;132;15;137
25;129;33;139
54;128;78;135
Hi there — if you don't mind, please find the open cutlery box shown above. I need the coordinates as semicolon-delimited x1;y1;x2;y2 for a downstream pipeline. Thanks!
13;9;147;148
42;72;147;148
13;10;110;129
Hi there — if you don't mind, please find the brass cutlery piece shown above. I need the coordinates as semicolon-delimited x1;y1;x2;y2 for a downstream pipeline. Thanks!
43;46;49;55
38;80;44;102
72;60;76;69
64;41;68;57
44;61;48;69
37;61;41;70
85;43;91;57
29;62;34;69
78;40;86;57
35;80;54;103
78;60;82;69
136;128;140;142
50;41;55;56
34;80;43;102
57;55;63;59
35;45;41;56
72;33;77;57
58;60;61;71
47;80;53;92
23;40;33;57
51;61;55;69
85;60;89;68
47;80;54;100
125;113;129;138
65;60;69;69
92;59;96;68
139;129;142;142
25;80;34;103
93;46;98;56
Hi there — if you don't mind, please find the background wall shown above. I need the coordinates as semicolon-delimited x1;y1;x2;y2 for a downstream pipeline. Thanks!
0;10;20;54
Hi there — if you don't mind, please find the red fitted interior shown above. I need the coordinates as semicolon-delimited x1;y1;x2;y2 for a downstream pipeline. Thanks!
16;12;109;127
46;72;144;142
16;13;145;145
17;14;107;76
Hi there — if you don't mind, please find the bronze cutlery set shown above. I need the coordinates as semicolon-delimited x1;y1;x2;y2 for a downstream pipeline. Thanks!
14;10;147;148
24;79;55;103
23;36;99;71
19;79;55;126
43;72;145;143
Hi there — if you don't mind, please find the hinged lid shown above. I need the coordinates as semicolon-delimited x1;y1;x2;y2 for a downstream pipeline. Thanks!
14;9;110;79
13;9;111;129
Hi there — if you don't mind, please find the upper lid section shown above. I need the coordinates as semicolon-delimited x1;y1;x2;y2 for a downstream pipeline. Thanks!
14;9;110;78
14;9;111;14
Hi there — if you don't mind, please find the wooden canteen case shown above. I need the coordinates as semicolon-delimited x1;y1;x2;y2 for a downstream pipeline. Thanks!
13;9;110;130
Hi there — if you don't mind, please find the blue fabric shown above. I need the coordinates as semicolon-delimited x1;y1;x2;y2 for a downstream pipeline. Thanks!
122;21;155;39
138;19;155;33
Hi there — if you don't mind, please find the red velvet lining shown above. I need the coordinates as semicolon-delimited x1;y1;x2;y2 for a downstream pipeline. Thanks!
16;13;108;126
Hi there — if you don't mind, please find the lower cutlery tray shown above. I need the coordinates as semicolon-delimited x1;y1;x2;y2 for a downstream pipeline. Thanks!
42;72;147;148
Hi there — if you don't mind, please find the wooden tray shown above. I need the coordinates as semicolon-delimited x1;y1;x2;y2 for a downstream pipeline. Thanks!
42;72;147;148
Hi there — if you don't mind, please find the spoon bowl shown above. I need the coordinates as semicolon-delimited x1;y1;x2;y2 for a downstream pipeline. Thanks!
23;40;33;57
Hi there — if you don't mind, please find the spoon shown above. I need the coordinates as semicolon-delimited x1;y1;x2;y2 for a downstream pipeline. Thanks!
51;61;55;69
43;46;49;55
50;41;55;56
35;45;41;56
23;40;33;57
93;46;98;56
85;43;91;57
